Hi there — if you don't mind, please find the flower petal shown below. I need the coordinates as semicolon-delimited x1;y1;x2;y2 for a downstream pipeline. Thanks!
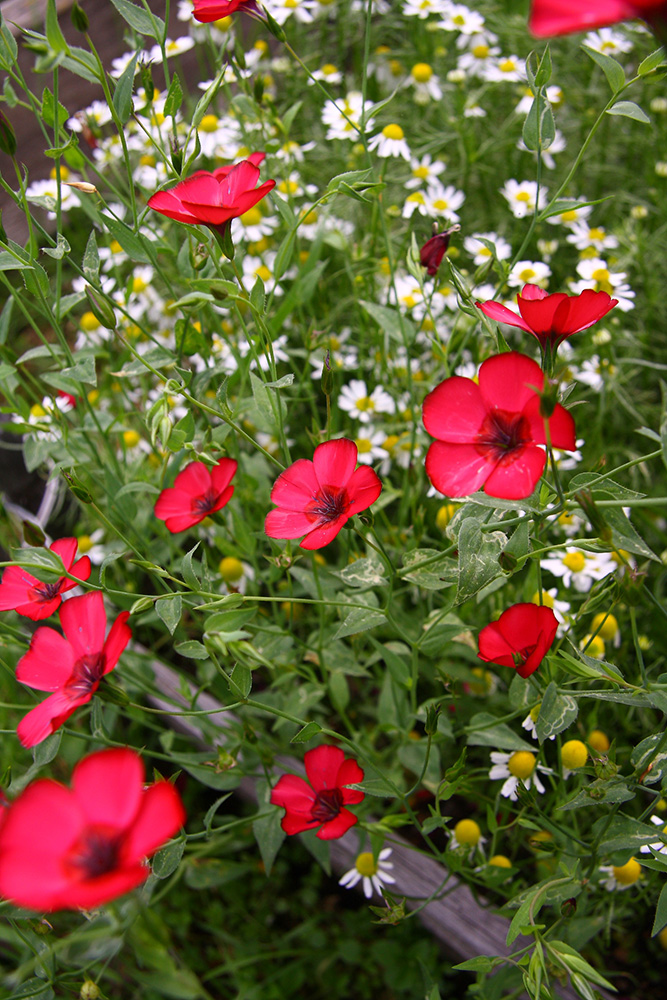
313;438;358;489
346;466;382;516
72;748;144;830
17;690;81;748
304;745;346;792
124;781;185;861
316;808;358;840
102;611;131;674
423;377;486;443
477;300;533;333
425;441;492;497
16;627;75;690
269;460;318;509
483;444;546;500
265;508;317;540
270;773;316;815
478;352;544;413
60;591;107;659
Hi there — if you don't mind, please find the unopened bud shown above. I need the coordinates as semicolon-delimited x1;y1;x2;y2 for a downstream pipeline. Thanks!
263;7;286;42
170;139;183;175
539;378;559;418
80;980;101;1000
139;61;154;103
70;2;89;32
85;285;116;330
425;703;441;735
22;520;46;547
419;224;460;277
574;490;612;542
560;897;577;918
190;243;208;270
321;350;334;396
61;470;93;504
65;181;97;193
0;110;17;157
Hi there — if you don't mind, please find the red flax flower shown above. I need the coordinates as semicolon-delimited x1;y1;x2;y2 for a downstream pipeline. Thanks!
478;603;559;678
529;0;667;36
422;352;576;500
477;284;617;352
16;591;131;748
154;457;237;533
0;748;185;911
147;152;275;236
264;438;382;550
193;0;261;20
270;745;365;840
0;538;91;621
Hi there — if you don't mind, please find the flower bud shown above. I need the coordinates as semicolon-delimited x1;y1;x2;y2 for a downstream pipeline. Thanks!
139;61;154;103
0;111;17;157
538;377;559;418
419;224;460;277
80;980;101;1000
170;138;183;175
70;2;89;31
22;519;46;547
85;285;117;330
61;470;93;504
560;897;577;918
425;703;441;735
321;350;334;397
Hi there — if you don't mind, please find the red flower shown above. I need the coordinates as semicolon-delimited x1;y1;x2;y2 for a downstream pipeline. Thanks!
477;284;617;351
193;0;260;20
154;457;237;533
420;225;459;277
478;603;559;678
0;538;92;621
16;591;131;748
264;438;382;550
0;747;185;911
422;352;576;500
529;0;667;36
147;153;275;236
270;745;365;840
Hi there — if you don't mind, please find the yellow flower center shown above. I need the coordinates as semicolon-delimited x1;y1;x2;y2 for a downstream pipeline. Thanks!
356;396;375;412
389;60;403;77
432;199;449;211
469;666;494;695
582;634;605;659
529;703;542;722
241;206;262;227
110;240;123;254
454;819;481;846
532;590;554;609
254;40;268;54
123;430;141;448
588;730;610;753
472;44;489;59
413;165;430;180
80;311;101;332
515;190;532;202
588;227;604;241
489;854;512;868
214;15;232;28
219;556;244;583
382;123;404;141
407;191;425;205
199;114;219;132
139;154;155;166
255;265;272;283
499;59;516;73
383;434;399;451
452;13;465;25
30;403;47;419
356;438;372;454
591;268;613;294
561;740;588;770
77;535;93;554
278;179;299;195
561;209;578;223
612;859;641;885
592;612;618;641
519;268;536;283
132;276;148;294
322;63;338;75
436;503;457;530
50;165;70;180
355;852;378;877
563;551;586;573
508;752;536;780
411;63;433;83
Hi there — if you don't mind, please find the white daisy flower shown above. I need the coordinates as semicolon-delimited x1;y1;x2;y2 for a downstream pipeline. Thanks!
507;260;551;288
438;4;485;34
489;751;546;801
500;179;547;219
464;232;512;266
147;36;195;63
575;356;617;390
456;34;500;77
265;0;316;24
368;123;411;159
569;258;635;311
425;182;466;222
566;222;619;253
583;27;633;55
321;91;374;141
599;859;642;891
448;818;486;855
406;62;443;103
405;154;446;189
339;380;396;423
515;85;563;116
540;548;616;592
354;427;388;465
76;529;107;566
484;54;526;83
339;849;395;898
402;0;450;17
545;200;593;228
518;129;567;170
309;63;343;86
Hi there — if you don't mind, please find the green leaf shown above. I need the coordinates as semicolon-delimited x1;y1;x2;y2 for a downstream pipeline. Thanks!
534;46;552;88
652;882;667;936
0;11;18;69
102;213;156;265
109;0;166;39
401;547;458;591
45;0;69;54
339;556;386;588
173;640;209;660
466;712;536;752
253;789;285;875
359;299;416;345
41;233;70;259
32;730;62;766
228;663;252;699
582;44;625;93
639;48;667;76
559;778;633;811
290;722;322;743
453;957;499;973
0;251;33;271
164;72;183;118
593;814;667;854
10;544;67;582
152;837;185;879
41;86;69;130
156;595;182;635
535;682;578;743
606;100;650;125
333;607;385;639
631;732;667;784
456;518;506;604
113;50;139;123
273;228;295;280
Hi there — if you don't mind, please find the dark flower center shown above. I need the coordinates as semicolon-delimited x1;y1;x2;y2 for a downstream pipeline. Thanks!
66;653;106;697
65;826;122;880
513;644;537;667
306;487;350;524
192;489;218;516
29;580;64;604
475;409;531;464
310;787;343;824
